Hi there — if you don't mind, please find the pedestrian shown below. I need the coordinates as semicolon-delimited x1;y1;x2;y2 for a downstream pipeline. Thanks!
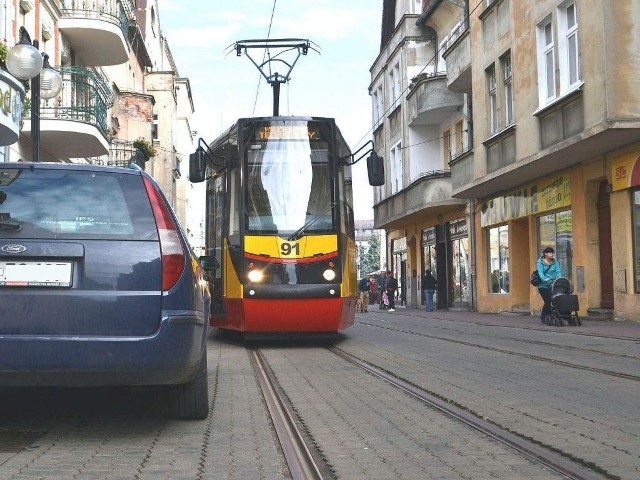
536;246;562;323
357;276;370;312
378;273;387;309
422;269;437;312
368;275;377;305
385;270;398;312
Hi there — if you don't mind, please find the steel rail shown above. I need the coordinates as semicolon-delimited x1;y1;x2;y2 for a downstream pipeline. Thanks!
250;349;324;480
329;346;614;480
358;321;640;382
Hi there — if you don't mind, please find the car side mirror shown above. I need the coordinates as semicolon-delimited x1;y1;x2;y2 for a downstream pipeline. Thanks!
189;148;206;183
367;151;385;186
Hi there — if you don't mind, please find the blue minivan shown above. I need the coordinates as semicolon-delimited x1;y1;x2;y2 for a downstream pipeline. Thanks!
0;163;211;419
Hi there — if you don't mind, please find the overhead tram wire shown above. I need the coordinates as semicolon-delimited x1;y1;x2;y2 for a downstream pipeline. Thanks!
252;0;278;116
351;0;486;154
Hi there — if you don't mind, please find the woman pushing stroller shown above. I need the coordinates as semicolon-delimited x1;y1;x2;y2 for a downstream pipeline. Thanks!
536;247;562;324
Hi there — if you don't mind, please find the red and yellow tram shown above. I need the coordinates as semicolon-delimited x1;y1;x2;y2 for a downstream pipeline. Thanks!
189;116;361;334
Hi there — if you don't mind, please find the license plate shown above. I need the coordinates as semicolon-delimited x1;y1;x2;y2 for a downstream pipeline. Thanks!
0;261;73;287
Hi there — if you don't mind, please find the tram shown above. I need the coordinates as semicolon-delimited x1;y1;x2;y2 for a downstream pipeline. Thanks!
190;116;369;333
188;39;383;334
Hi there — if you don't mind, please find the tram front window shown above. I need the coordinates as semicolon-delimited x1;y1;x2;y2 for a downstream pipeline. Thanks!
245;132;334;235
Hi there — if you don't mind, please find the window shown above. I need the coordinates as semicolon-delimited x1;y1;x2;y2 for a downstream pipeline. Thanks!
488;225;509;293
152;114;159;141
390;141;402;194
633;190;640;292
452;237;470;302
443;129;451;164
558;2;580;90
454;120;464;156
487;65;498;135
388;63;401;110
537;4;580;106
502;52;513;126
537;210;573;282
372;86;383;124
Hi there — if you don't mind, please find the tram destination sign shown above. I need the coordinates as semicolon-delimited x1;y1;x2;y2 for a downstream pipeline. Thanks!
257;124;320;141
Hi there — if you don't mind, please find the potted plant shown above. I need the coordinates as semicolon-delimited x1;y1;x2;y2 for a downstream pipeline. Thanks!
133;137;157;161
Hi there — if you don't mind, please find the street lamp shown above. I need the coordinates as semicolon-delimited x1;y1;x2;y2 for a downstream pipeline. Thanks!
6;26;63;162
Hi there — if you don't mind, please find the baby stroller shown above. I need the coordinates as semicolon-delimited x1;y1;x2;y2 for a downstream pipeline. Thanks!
547;277;581;326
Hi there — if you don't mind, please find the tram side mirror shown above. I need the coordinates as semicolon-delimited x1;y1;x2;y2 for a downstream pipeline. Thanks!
189;148;206;183
199;255;219;282
199;255;219;271
367;151;385;186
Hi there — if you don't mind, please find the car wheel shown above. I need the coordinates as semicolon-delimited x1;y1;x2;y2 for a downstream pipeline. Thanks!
168;350;209;420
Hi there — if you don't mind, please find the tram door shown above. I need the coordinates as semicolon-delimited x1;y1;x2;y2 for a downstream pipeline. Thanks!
207;173;227;316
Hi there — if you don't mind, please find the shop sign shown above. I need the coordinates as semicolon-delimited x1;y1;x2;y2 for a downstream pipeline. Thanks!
392;236;406;253
480;174;571;227
421;227;436;245
611;152;640;191
0;70;25;147
448;219;468;239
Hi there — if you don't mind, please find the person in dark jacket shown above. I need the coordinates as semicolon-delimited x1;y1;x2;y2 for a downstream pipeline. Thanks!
385;270;398;312
422;269;437;312
357;277;370;312
536;246;563;323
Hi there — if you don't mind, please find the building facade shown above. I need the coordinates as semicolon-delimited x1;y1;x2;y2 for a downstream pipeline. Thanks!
0;0;201;250
372;0;640;322
371;0;472;310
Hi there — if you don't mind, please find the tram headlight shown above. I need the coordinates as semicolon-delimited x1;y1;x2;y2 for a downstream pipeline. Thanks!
323;269;336;281
248;269;264;283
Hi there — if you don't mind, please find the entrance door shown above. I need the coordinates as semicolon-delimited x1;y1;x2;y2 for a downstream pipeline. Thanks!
597;181;614;309
435;224;449;309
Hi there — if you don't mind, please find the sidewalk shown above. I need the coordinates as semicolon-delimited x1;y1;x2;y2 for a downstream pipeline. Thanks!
371;305;640;340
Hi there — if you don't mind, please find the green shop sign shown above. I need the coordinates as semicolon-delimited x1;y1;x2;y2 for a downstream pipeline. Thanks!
480;175;571;227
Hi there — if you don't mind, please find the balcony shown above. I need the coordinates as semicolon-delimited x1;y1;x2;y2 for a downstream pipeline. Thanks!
373;171;466;230
407;74;464;126
442;22;472;93
23;67;112;158
59;0;130;66
97;139;147;169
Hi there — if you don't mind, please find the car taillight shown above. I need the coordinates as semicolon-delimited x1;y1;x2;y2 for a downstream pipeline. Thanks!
143;176;185;291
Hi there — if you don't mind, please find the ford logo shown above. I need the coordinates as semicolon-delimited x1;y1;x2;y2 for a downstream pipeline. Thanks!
1;244;27;254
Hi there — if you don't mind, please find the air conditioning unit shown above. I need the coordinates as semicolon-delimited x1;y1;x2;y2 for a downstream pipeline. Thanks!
20;0;34;13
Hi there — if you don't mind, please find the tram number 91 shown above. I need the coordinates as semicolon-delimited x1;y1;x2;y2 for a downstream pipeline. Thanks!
280;242;300;256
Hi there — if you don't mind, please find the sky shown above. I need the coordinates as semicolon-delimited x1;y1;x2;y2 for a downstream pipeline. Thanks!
159;0;382;220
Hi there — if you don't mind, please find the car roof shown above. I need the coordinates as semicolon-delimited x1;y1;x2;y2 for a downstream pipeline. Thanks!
1;162;143;176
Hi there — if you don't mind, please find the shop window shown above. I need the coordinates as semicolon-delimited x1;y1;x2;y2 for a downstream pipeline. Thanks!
452;237;470;302
488;224;509;293
423;244;437;277
632;189;640;292
537;209;573;282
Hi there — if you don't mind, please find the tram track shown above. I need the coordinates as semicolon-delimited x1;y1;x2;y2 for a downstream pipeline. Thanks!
380;312;640;343
327;346;615;480
249;349;327;480
358;320;640;382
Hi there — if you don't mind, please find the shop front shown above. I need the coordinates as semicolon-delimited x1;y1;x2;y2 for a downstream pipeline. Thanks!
421;218;470;310
476;173;579;315
392;236;407;307
609;151;640;320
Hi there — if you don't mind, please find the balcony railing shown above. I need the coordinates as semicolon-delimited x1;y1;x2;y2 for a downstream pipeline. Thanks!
60;0;130;39
35;66;113;135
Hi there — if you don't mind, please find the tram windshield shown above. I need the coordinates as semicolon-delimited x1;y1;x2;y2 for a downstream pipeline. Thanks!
245;121;334;235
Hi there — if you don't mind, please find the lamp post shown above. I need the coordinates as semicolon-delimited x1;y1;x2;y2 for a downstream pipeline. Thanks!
6;27;63;162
